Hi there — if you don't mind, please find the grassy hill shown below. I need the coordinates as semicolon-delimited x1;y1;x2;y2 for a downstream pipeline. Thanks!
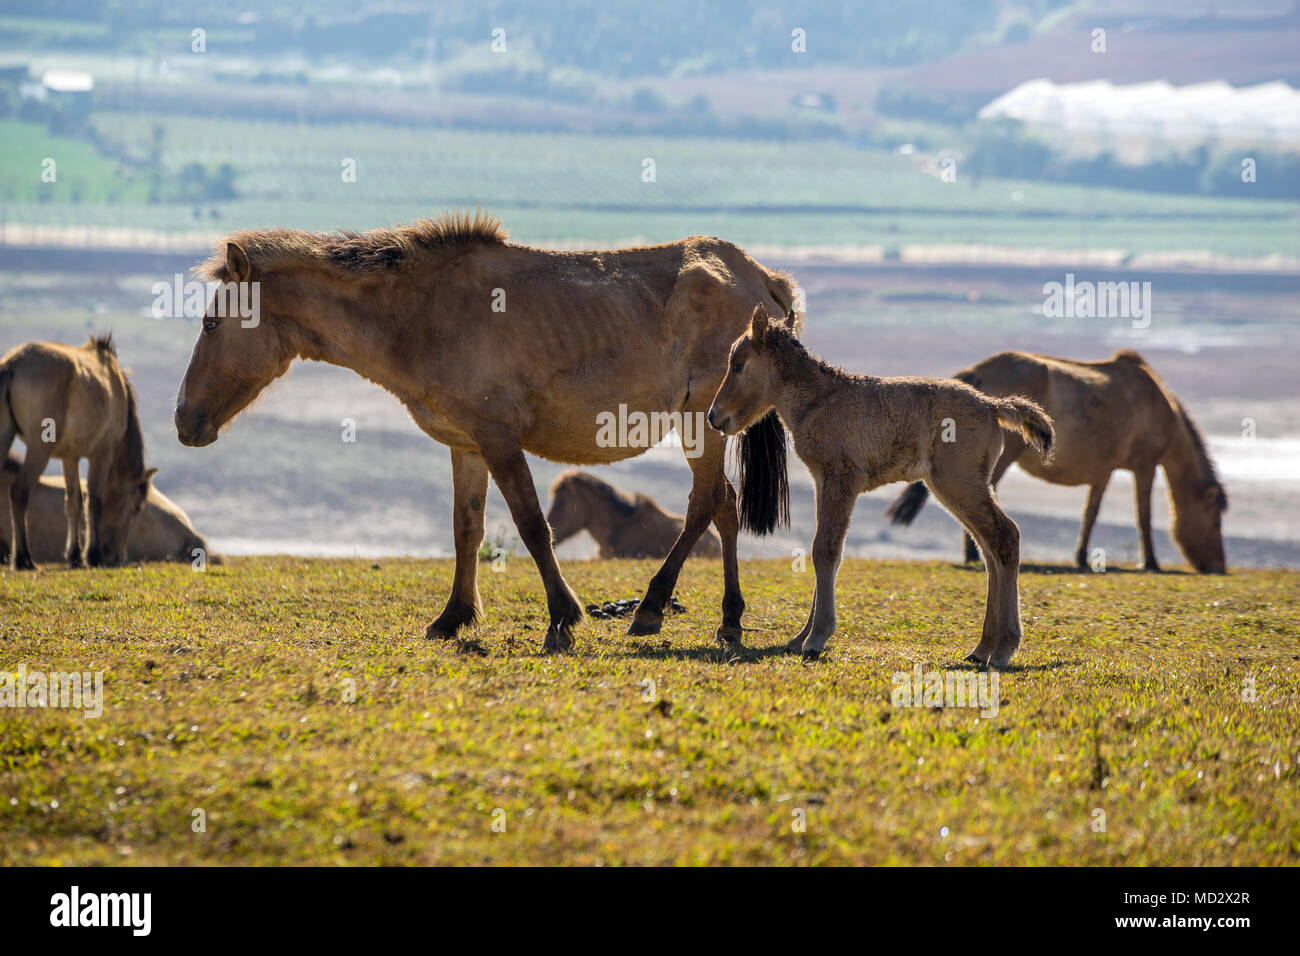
2;557;1296;864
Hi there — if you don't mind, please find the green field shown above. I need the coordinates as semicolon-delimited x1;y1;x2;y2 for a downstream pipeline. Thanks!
2;116;1296;255
1;557;1296;865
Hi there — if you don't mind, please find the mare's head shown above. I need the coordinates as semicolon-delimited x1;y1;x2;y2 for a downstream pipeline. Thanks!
175;241;292;447
707;306;795;436
1172;478;1227;574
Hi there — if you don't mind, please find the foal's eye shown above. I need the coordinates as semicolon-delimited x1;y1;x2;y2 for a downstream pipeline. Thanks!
202;318;218;333
731;361;745;374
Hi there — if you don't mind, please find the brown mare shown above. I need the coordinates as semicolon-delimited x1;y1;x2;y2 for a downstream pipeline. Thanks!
886;349;1227;573
709;308;1054;666
0;335;155;569
546;469;723;559
175;211;796;650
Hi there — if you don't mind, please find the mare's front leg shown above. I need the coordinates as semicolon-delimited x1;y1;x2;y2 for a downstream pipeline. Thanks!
628;427;727;639
799;477;856;661
425;448;489;639
61;457;85;568
477;436;582;652
1133;463;1161;571
8;444;52;570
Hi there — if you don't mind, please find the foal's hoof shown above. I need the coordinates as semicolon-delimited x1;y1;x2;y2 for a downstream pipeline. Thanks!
964;650;990;665
10;554;35;572
714;624;744;648
801;648;822;663
783;636;805;654
542;626;574;654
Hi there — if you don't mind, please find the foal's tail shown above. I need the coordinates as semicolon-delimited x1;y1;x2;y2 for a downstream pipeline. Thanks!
993;397;1055;462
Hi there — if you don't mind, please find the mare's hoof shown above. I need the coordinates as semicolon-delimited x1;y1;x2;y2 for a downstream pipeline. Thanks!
542;626;574;653
801;648;822;663
714;624;744;648
626;617;661;637
783;636;805;654
11;555;35;572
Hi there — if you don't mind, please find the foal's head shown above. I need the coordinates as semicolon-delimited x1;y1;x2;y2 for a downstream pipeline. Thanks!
175;242;292;447
708;306;795;436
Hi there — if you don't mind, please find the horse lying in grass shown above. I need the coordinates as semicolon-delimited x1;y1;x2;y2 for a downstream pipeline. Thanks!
0;335;155;569
708;306;1054;666
175;210;797;651
546;469;723;559
0;454;215;566
885;349;1226;573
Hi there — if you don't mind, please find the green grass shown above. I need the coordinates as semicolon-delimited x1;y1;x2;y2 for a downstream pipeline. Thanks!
1;557;1296;865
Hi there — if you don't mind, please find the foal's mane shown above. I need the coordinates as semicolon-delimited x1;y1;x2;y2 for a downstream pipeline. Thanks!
199;209;509;280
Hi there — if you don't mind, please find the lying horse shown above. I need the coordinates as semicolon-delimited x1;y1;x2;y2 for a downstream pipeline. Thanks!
0;335;155;568
175;210;796;650
708;307;1054;666
885;349;1226;573
547;469;723;559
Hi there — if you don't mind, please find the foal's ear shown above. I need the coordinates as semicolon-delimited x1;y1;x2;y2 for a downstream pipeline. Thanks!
750;305;770;341
226;242;251;284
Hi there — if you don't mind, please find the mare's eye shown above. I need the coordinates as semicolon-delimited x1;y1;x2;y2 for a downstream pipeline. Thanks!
203;319;218;333
731;361;744;374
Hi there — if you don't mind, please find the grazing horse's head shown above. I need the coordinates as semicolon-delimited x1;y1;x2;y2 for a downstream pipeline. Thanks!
1172;480;1227;574
175;242;292;447
98;464;156;567
708;305;792;436
545;472;589;545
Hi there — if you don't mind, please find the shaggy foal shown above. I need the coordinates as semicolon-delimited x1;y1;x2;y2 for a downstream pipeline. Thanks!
708;307;1054;666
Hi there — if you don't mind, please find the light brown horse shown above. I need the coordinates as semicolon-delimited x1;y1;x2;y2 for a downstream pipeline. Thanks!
0;454;214;565
709;307;1054;666
546;470;723;559
175;210;797;651
885;349;1227;573
0;335;155;569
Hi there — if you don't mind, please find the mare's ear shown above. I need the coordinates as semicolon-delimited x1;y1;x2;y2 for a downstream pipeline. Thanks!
749;305;770;341
226;242;252;284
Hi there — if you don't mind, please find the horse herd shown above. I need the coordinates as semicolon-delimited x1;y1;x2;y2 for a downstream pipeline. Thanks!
2;210;1228;665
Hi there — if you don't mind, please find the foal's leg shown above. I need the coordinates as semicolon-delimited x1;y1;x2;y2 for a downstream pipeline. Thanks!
1074;474;1111;569
61;457;85;568
9;443;52;570
476;438;583;651
425;448;489;639
930;473;1023;667
1133;463;1160;571
628;427;727;639
797;478;856;661
711;480;746;648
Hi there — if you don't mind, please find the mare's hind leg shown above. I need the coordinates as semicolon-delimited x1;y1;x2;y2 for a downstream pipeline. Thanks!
929;472;1023;667
9;443;53;570
628;427;727;639
61;457;85;568
711;480;747;648
425;449;489;639
476;435;583;652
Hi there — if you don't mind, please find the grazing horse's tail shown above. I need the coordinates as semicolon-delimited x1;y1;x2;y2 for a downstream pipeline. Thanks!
993;397;1055;462
736;267;799;536
884;480;930;527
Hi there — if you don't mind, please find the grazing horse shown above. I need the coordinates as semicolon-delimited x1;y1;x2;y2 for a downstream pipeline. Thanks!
546;470;723;559
0;454;215;565
885;349;1227;573
175;210;796;651
708;307;1054;666
0;335;155;569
